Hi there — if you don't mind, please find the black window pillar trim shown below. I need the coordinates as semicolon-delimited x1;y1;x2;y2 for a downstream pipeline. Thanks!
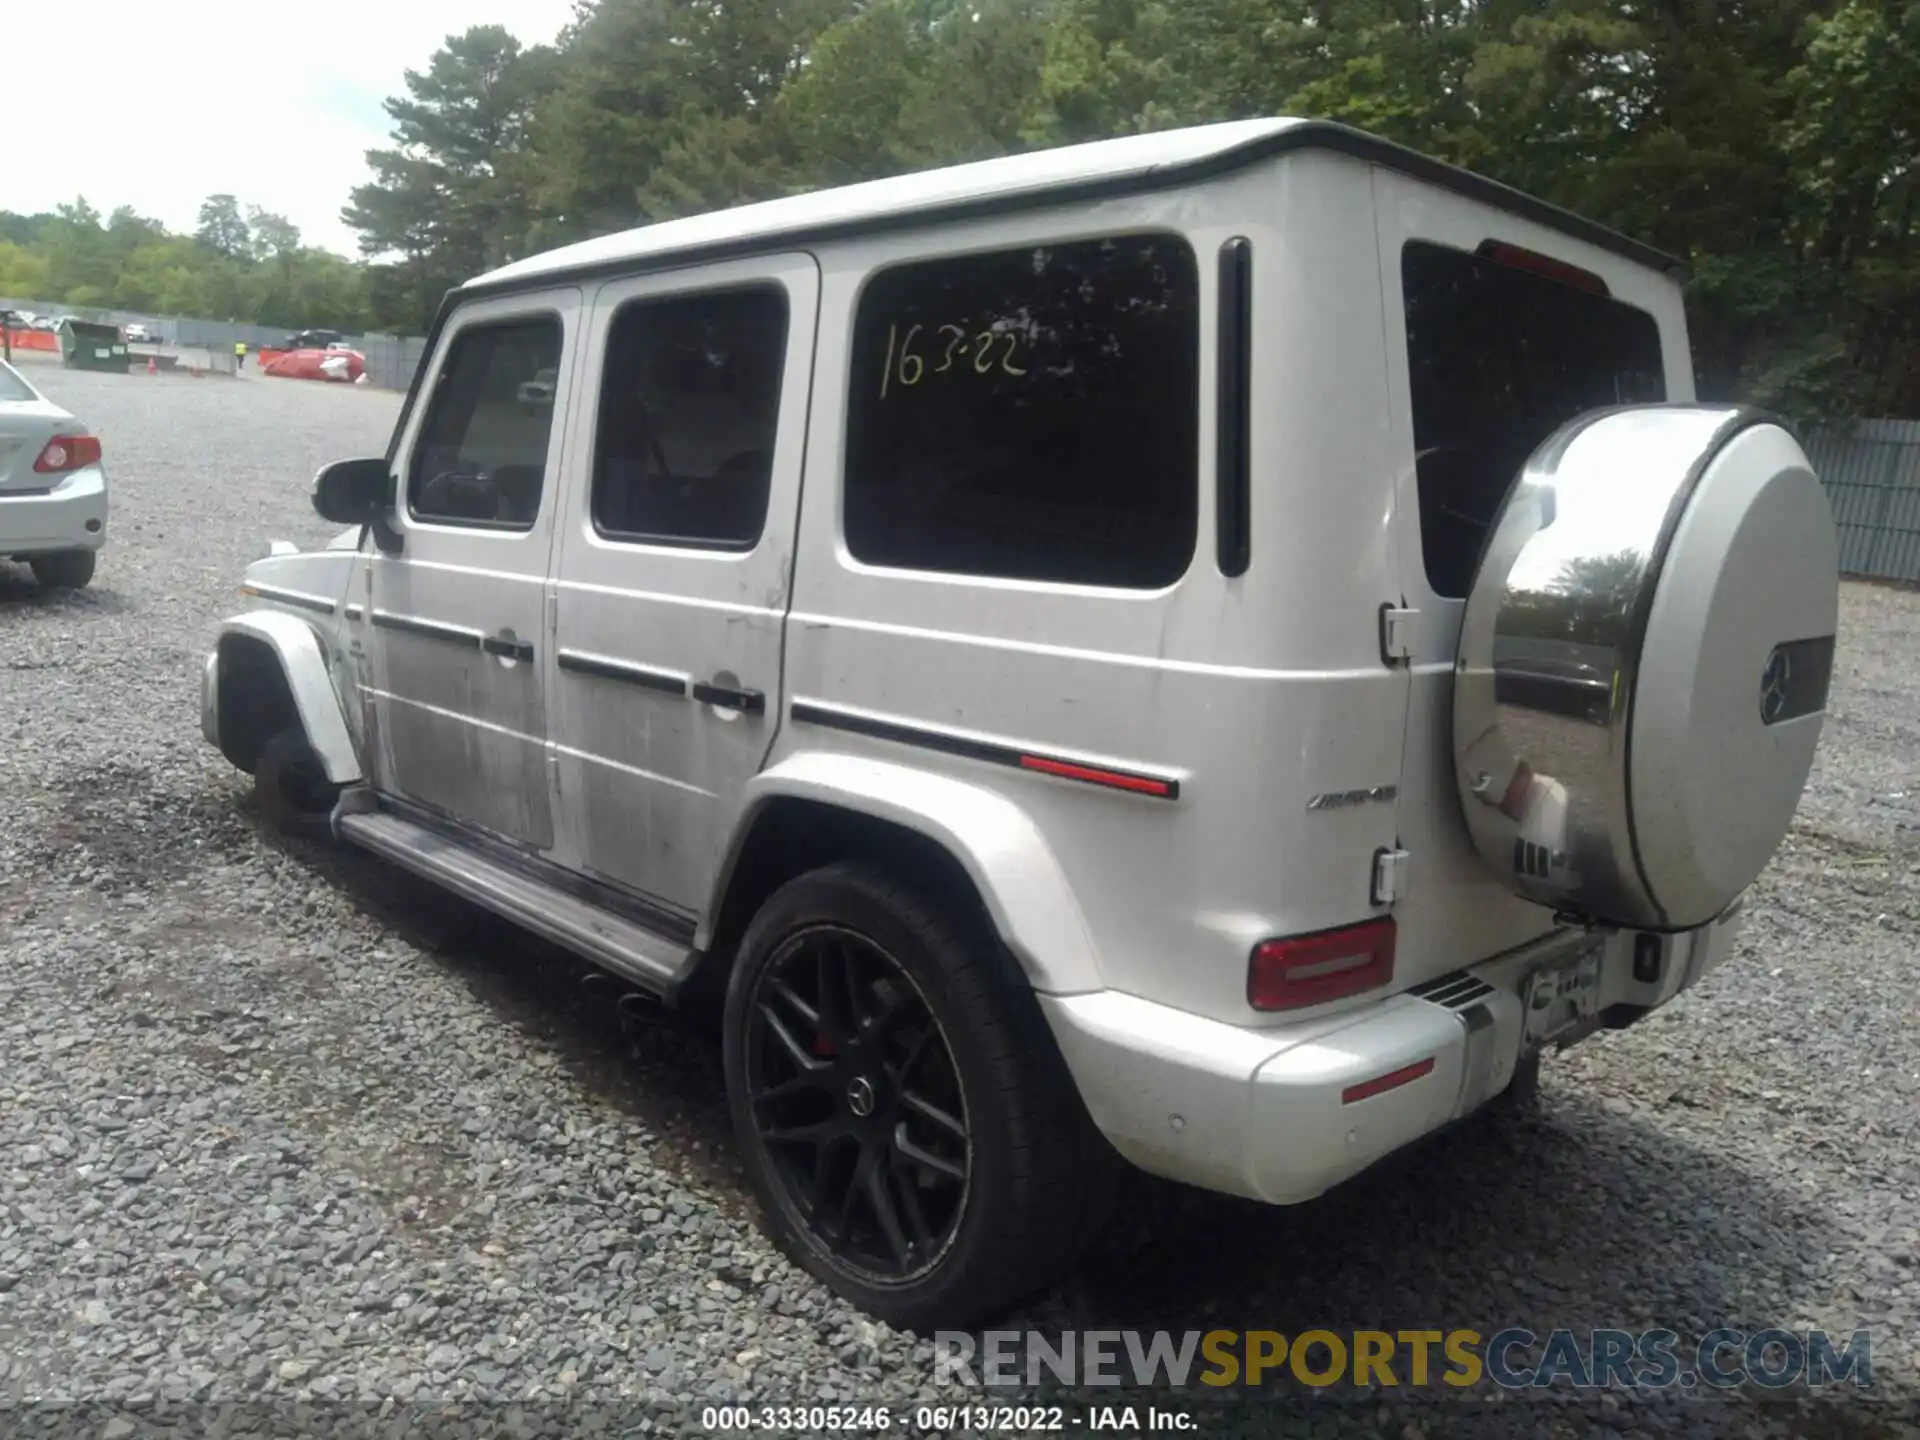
1216;237;1253;578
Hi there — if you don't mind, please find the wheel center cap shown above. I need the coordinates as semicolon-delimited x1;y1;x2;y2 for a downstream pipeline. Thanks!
845;1075;877;1118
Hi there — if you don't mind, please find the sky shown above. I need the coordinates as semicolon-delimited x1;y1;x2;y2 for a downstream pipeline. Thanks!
5;0;581;258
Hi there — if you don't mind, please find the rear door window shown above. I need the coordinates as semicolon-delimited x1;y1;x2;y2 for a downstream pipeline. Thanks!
591;285;789;549
843;234;1200;589
1401;240;1665;597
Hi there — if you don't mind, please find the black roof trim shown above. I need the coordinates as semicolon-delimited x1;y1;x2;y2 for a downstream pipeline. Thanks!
384;121;1684;459
453;120;1684;306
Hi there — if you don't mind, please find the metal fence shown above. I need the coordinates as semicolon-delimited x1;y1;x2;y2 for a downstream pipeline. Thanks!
0;295;428;390
1806;419;1920;585
353;332;432;391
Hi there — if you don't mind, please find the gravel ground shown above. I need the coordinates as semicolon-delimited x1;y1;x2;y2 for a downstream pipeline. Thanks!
1;360;1913;1438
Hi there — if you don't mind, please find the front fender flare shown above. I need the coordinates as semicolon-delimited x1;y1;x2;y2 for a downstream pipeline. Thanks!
217;608;362;784
709;751;1104;995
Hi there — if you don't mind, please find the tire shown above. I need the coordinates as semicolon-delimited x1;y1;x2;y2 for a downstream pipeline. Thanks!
254;727;339;842
723;862;1114;1331
29;550;96;590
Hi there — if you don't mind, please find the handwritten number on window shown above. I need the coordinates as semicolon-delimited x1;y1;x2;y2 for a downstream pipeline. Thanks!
879;321;1023;396
938;325;965;372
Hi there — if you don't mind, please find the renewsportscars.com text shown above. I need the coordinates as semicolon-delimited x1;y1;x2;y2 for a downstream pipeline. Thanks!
934;1327;1874;1392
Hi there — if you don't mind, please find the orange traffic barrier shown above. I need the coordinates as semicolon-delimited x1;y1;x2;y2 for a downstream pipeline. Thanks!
3;329;61;353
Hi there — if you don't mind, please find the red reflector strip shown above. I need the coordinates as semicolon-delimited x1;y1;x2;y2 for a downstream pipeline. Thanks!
1341;1056;1436;1105
786;701;1182;800
1018;754;1175;798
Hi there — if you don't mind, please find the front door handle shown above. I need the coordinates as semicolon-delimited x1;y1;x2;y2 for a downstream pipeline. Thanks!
692;680;765;714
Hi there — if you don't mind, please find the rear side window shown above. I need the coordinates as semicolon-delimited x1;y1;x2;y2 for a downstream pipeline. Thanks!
1401;240;1665;597
409;316;563;530
844;234;1200;589
592;285;789;549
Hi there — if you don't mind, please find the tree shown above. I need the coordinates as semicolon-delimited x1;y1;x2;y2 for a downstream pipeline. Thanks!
526;0;858;235
7;0;1917;419
195;194;251;260
247;208;302;263
343;25;558;329
0;192;368;330
0;240;51;299
1778;0;1920;417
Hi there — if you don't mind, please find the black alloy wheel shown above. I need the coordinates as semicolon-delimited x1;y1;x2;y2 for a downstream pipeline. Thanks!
743;924;970;1283
723;862;1118;1331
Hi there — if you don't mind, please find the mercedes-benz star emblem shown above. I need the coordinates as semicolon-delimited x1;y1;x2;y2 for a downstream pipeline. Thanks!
1760;647;1793;725
846;1076;877;1118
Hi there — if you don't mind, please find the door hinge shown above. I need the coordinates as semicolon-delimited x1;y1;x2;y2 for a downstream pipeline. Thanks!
546;588;559;638
1371;846;1412;906
1378;603;1418;665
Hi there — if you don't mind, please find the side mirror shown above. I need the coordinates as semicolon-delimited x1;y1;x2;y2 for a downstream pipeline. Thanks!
312;457;392;524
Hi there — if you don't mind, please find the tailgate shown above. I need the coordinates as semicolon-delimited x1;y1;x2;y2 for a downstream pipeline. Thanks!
1368;166;1698;984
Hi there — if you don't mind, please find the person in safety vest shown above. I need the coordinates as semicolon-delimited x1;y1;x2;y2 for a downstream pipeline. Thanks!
234;340;248;371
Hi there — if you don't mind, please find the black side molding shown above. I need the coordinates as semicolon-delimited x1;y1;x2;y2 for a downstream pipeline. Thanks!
556;649;689;695
371;611;480;649
241;584;336;617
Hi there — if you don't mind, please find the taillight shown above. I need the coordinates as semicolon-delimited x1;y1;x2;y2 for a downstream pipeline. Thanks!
33;434;102;474
1248;917;1396;1012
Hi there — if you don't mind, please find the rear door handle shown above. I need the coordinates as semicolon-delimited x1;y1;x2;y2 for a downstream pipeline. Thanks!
692;681;765;714
482;632;535;662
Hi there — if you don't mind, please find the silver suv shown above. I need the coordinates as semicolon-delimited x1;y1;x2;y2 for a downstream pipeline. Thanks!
200;117;1839;1328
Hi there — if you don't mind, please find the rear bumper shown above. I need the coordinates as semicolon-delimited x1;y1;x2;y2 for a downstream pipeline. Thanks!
1040;905;1745;1205
0;466;108;556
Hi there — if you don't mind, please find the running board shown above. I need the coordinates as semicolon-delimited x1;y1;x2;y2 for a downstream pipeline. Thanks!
334;808;693;995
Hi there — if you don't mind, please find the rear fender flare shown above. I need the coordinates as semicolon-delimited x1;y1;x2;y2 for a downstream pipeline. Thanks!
219;609;361;784
707;751;1103;995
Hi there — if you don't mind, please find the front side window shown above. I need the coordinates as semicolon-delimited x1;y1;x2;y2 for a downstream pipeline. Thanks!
592;285;789;549
845;234;1200;589
1402;241;1665;597
408;316;563;530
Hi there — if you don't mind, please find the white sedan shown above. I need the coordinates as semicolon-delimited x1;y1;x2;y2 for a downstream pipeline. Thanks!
0;359;106;589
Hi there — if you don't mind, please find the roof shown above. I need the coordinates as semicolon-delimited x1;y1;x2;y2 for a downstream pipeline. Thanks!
464;117;1682;296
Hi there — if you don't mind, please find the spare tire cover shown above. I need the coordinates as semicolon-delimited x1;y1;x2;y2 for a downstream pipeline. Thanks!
1453;405;1838;931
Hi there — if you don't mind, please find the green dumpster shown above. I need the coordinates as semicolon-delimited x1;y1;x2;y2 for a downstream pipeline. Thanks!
59;319;131;373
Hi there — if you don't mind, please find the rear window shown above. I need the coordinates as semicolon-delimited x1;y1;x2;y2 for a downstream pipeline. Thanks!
1401;240;1665;598
844;234;1200;589
0;364;36;403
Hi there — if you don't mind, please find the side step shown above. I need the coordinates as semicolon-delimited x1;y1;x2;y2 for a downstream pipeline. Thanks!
335;808;693;995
